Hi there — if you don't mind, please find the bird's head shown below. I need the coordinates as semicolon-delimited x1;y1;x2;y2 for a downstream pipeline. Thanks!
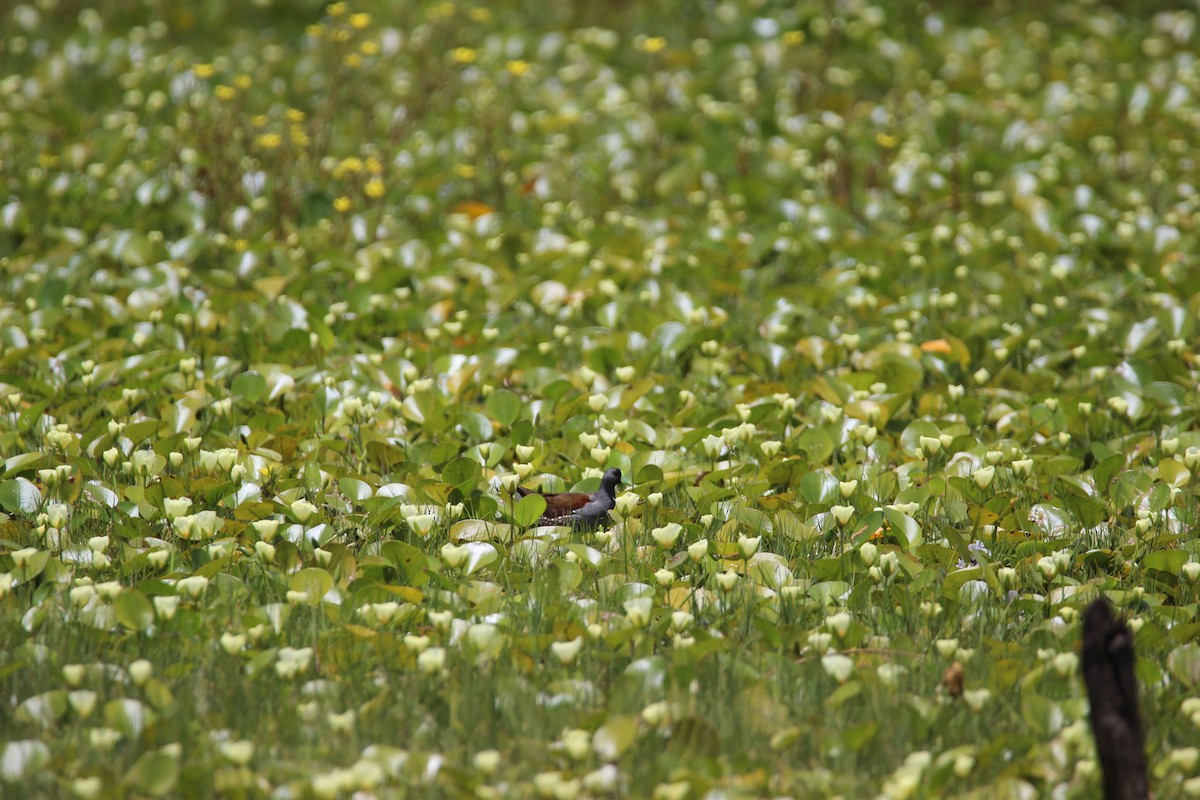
601;468;623;493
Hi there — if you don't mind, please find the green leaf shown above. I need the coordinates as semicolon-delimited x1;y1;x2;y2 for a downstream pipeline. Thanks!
592;714;640;760
3;451;45;476
443;457;481;492
1142;550;1188;575
1168;644;1200;688
114;590;155;631
882;508;922;549
799;471;838;503
485;388;522;426
512;493;547;527
124;749;180;796
231;371;266;403
381;541;427;580
338;476;373;501
289;568;334;603
1020;694;1063;736
0;477;41;513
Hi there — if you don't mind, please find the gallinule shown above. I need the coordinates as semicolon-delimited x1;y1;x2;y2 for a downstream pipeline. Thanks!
516;468;623;528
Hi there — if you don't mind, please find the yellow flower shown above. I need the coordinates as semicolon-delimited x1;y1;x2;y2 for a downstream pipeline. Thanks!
252;114;269;127
349;12;370;28
214;85;236;101
875;132;898;148
640;36;667;54
343;53;362;68
192;63;215;78
360;40;379;56
455;164;476;178
469;7;491;22
233;239;248;252
333;196;352;212
335;156;363;178
783;30;806;45
307;23;324;38
505;59;530;76
451;47;477;64
256;133;282;149
290;126;310;147
427;1;455;19
364;178;385;199
334;28;352;43
365;157;382;174
326;2;347;16
286;108;306;123
234;74;252;89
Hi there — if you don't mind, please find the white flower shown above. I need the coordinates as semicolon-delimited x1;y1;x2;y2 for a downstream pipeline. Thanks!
715;570;739;592
826;612;851;638
128;659;153;686
972;466;996;488
830;505;854;526
670;611;694;631
877;663;906;688
687;539;708;562
934;639;958;658
623;597;653;627
408;514;437;536
550;637;584;665
821;653;854;683
613;493;639;516
1037;556;1057;580
219;740;254;765
418;647;446;674
440;543;467;568
650;523;682;548
163;497;192;519
737;535;760;559
177;575;210;598
473;749;502;774
997;566;1018;588
963;688;991;712
11;547;38;567
153;595;179;619
290;499;319;523
220;632;247;655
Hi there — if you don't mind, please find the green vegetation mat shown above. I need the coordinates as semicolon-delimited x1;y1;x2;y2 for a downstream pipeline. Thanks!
2;0;1200;796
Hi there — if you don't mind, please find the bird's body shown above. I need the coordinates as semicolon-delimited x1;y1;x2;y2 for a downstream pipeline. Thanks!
516;468;623;528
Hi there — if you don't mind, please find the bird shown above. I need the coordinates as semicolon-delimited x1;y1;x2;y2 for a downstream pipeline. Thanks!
516;467;623;528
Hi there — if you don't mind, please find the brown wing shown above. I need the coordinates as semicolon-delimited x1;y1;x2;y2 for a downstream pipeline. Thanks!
540;491;591;518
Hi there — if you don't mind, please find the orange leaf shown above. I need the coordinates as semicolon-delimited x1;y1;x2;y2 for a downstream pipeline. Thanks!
920;339;953;354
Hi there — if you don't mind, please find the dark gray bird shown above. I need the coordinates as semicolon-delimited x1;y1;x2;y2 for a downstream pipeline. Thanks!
516;467;623;528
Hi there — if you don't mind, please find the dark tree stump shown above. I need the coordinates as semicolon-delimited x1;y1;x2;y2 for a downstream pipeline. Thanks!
1082;597;1149;800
